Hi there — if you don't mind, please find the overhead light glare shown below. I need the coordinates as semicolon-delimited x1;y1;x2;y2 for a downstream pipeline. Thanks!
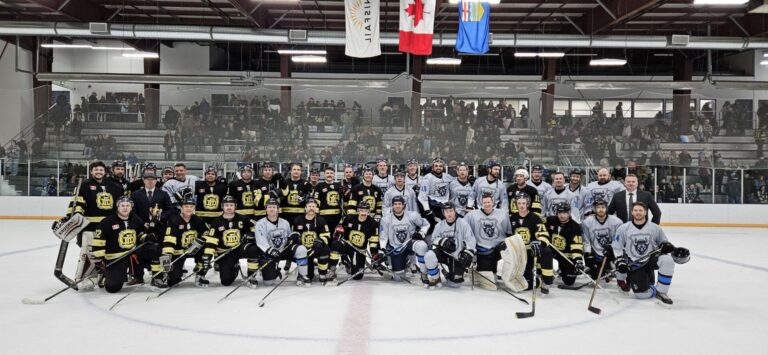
291;55;327;63
590;58;627;66
41;44;91;49
122;52;159;58
514;52;565;58
448;0;500;4
693;0;748;5
92;46;136;51
277;49;327;55
426;57;462;65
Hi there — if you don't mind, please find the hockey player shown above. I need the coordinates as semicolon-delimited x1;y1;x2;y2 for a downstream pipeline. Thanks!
541;172;580;222
194;167;228;225
405;159;420;193
581;199;623;282
464;194;513;290
544;203;584;287
507;169;541;215
256;198;312;286
253;162;288;223
161;167;174;184
161;196;208;287
418;158;455;228
527;164;553;196
228;164;259;226
372;159;395;195
583;168;625;218
315;166;345;231
282;163;311;226
291;199;333;285
449;163;475;217
92;196;162;292
469;160;507;211
509;193;554;293
198;195;259;287
340;164;361;200
346;167;383;221
162;163;200;204
382;170;418;216
330;201;380;281
107;160;129;195
377;196;431;284
568;168;586;219
612;202;690;304
421;203;476;288
307;169;321;197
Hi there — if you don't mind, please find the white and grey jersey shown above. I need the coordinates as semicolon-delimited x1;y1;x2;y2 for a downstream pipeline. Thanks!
449;179;474;216
255;217;293;252
162;175;200;203
569;185;586;218
583;180;626;216
612;221;668;262
372;174;395;195
469;176;507;211
405;174;420;193
581;215;623;256
379;211;429;252
527;180;553;196
464;208;512;250
542;187;581;222
432;218;476;259
418;173;455;210
382;186;419;215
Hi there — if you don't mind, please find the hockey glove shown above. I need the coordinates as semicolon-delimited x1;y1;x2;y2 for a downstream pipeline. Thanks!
458;250;475;268
199;254;212;274
288;232;301;246
313;238;326;250
94;258;107;273
603;247;615;261
332;225;345;242
374;214;382;224
659;241;676;254
437;238;457;254
584;253;596;267
616;257;629;274
159;254;173;273
142;233;158;244
496;241;508;252
371;251;386;266
267;247;281;259
186;236;205;254
529;240;542;258
411;231;425;241
574;257;585;272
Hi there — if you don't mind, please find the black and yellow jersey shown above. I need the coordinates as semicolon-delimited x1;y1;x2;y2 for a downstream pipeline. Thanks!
509;211;549;245
68;178;125;226
314;181;344;217
291;214;331;249
229;179;259;217
162;213;208;256
340;215;380;253
194;180;229;218
346;183;383;216
283;178;311;215
107;176;129;196
507;184;542;216
92;214;147;260
253;176;288;219
544;216;583;259
202;213;252;256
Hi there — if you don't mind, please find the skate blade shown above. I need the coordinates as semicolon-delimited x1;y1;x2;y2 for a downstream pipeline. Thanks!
21;298;45;305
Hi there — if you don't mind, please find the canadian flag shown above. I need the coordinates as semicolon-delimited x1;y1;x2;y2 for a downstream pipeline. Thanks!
399;0;436;55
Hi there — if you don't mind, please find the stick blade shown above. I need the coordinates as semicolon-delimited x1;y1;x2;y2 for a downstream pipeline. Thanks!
258;301;265;307
515;311;534;319
588;306;602;315
21;298;45;305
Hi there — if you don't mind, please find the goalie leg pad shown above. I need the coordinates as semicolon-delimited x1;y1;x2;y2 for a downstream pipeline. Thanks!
500;235;528;292
53;214;89;242
75;232;97;290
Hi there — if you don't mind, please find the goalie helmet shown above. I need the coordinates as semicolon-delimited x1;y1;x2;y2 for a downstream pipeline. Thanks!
672;247;690;264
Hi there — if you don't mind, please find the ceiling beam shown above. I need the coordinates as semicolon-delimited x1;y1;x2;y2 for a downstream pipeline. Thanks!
224;0;275;28
575;0;663;35
25;0;109;22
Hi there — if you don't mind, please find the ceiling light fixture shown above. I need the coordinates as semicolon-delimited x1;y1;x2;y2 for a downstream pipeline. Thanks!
693;0;748;4
92;46;136;51
277;49;327;55
514;52;565;58
590;58;627;66
291;55;327;63
122;52;159;58
426;57;462;65
41;44;92;49
448;0;500;4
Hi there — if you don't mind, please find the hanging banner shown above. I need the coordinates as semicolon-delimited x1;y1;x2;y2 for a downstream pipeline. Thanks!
399;0;436;55
345;0;381;58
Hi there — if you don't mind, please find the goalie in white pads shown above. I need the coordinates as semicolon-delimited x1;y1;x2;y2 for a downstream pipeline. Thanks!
612;202;690;305
464;193;513;290
509;192;553;293
376;195;432;285
421;203;476;288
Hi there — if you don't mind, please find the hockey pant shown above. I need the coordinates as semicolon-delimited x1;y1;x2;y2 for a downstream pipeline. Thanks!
628;254;675;299
206;244;260;286
259;244;309;285
167;250;207;287
104;242;160;293
524;247;554;287
303;243;331;280
388;240;430;279
499;235;528;292
424;247;469;283
329;241;367;281
553;251;578;286
587;253;615;281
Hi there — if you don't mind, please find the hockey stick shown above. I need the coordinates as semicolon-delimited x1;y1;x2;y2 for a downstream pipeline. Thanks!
470;268;529;305
588;256;609;315
557;269;615;290
549;247;620;305
516;256;537;319
216;242;295;304
338;238;396;282
146;245;239;301
22;242;148;305
258;267;298;307
109;252;191;311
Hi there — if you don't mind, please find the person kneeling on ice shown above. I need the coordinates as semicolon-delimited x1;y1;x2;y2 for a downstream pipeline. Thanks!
543;203;584;289
581;199;623;284
255;198;311;287
160;196;209;287
92;196;162;293
291;198;334;286
509;192;553;294
330;201;380;281
421;202;476;288
198;195;260;288
612;202;690;305
377;195;432;285
464;193;514;290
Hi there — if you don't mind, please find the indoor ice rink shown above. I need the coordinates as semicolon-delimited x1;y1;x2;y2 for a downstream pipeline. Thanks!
2;0;768;354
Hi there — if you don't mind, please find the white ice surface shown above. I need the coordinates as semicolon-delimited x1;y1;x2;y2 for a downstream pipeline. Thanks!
1;220;766;355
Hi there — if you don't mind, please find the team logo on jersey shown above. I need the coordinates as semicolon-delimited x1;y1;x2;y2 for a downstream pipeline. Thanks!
118;229;137;249
268;230;286;248
552;234;566;250
482;187;496;196
362;196;376;211
515;228;531;244
441;231;455;240
458;194;468;207
634;239;650;255
287;191;301;205
327;191;340;206
301;231;317;248
242;191;254;207
436;183;449;197
596;231;611;249
203;194;219;210
394;226;408;243
181;230;197;247
222;229;240;247
482;221;495;238
349;230;366;247
96;192;114;210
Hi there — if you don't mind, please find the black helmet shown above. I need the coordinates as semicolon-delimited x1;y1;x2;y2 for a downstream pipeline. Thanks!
441;202;455;210
222;195;236;205
265;198;279;207
593;198;608;207
532;164;544;171
394;170;406;177
180;196;195;206
112;160;126;168
391;195;406;205
204;166;217;175
555;203;571;213
357;201;371;210
514;191;531;205
240;164;253;172
570;168;584;176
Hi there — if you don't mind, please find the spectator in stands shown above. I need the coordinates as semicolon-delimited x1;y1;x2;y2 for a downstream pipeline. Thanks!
678;150;692;167
520;104;529;128
42;174;57;196
199;98;210;122
686;183;703;203
616;102;625;121
163;130;174;160
126;152;139;166
726;173;741;204
755;126;766;159
70;116;82;141
164;106;180;130
7;140;20;176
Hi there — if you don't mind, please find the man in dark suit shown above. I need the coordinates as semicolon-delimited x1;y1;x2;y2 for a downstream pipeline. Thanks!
131;171;176;229
608;174;662;224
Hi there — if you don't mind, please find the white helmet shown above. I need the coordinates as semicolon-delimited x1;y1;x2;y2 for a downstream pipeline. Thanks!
514;169;529;180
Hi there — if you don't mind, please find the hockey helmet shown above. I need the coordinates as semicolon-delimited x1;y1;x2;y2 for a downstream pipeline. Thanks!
487;160;500;169
180;196;195;206
310;169;320;175
593;198;608;207
407;159;418;166
357;201;371;210
89;160;107;171
240;164;253;172
391;195;406;205
361;166;374;173
222;195;236;205
163;166;174;174
304;197;318;206
555;203;571;213
144;162;157;170
514;169;530;180
441;202;455;211
204;166;217;176
514;191;531;205
570;168;584;176
672;247;691;264
532;164;544;172
112;160;126;168
265;198;280;207
432;157;445;165
116;196;134;208
174;187;193;204
394;170;406;177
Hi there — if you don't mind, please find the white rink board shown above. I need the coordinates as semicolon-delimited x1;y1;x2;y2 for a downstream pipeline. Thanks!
1;220;766;355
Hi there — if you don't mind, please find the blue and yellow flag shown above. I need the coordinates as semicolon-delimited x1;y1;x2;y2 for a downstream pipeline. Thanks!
456;0;490;54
